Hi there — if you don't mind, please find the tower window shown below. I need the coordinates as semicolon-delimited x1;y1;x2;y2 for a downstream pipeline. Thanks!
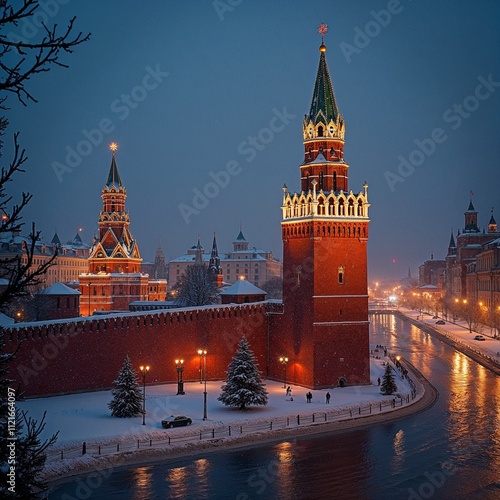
338;265;345;284
318;125;324;137
319;171;324;190
333;172;337;192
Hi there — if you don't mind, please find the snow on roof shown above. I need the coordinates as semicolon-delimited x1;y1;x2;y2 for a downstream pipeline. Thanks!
220;279;267;296
171;252;272;263
38;282;81;295
0;312;15;326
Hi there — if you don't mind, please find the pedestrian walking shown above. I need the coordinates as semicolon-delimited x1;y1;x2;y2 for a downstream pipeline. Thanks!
377;377;381;386
326;392;331;404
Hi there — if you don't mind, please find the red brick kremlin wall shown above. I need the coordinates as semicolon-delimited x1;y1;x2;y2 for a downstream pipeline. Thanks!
3;302;281;396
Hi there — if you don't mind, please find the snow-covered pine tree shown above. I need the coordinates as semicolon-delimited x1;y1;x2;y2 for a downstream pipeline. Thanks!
108;356;143;418
218;337;268;410
380;363;397;395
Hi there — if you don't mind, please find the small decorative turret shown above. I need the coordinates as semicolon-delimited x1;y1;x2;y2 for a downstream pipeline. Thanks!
194;236;203;266
233;228;249;251
488;209;497;233
208;233;223;287
447;230;456;256
464;197;479;233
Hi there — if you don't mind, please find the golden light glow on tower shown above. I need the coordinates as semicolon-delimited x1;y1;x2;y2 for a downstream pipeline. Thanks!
109;142;118;153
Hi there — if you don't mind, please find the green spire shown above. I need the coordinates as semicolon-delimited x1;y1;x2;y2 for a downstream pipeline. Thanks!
308;46;340;126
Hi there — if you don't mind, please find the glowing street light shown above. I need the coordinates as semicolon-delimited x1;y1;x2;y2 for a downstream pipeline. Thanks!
175;359;185;395
139;365;150;425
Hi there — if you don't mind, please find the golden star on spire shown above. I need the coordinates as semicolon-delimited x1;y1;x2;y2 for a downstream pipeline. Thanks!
318;23;328;52
109;142;118;153
318;23;328;37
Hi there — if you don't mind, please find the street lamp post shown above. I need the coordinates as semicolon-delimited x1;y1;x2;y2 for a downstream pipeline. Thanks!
139;365;150;425
201;349;207;420
279;356;288;388
175;359;185;395
197;349;203;384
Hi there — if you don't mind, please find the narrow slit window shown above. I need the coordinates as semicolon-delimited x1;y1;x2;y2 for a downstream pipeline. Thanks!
338;265;345;284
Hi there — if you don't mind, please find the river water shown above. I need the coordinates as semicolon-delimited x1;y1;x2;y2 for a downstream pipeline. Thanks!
48;314;500;499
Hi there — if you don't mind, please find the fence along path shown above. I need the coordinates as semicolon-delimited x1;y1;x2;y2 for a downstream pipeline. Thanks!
47;389;417;463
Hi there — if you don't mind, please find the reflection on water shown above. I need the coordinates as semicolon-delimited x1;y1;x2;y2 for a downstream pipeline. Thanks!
132;466;152;499
165;465;189;498
49;315;500;499
391;428;406;473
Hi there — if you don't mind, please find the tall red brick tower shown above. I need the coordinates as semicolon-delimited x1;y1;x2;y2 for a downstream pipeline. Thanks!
277;25;370;388
79;143;151;314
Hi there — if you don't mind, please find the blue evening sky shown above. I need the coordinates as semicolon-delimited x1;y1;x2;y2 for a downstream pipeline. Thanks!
7;0;500;282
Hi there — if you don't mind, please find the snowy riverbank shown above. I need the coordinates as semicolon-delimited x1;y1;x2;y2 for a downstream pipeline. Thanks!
12;353;433;487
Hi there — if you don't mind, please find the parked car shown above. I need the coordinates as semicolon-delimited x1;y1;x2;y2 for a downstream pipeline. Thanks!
436;320;445;325
161;415;192;428
474;335;486;341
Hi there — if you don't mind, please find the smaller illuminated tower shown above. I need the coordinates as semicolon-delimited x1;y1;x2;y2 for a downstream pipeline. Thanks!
79;144;154;314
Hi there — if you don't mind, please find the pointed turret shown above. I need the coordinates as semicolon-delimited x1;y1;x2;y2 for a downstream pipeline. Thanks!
105;144;123;189
447;230;456;256
208;233;223;287
233;228;249;251
308;43;340;127
488;210;497;233
194;237;203;266
51;230;61;247
153;240;167;279
464;198;479;233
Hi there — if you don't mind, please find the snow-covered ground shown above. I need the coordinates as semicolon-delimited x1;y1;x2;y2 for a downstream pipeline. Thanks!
15;352;420;481
401;307;500;363
21;355;412;448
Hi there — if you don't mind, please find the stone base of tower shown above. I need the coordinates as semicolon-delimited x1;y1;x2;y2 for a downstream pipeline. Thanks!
269;315;370;389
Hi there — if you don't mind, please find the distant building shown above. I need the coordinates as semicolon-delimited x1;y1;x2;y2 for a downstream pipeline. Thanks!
35;282;81;320
169;229;282;289
418;254;446;288
79;146;166;314
0;229;89;289
444;201;499;299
